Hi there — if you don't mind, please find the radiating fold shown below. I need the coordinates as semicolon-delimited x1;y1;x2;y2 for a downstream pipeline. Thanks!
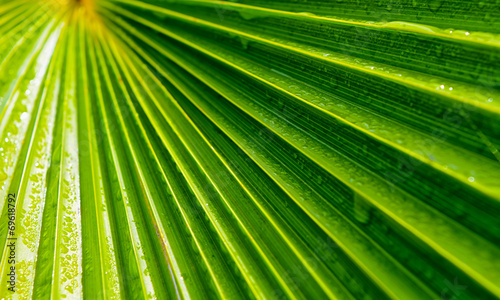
0;0;499;299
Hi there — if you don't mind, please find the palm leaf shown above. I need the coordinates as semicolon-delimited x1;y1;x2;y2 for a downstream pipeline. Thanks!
0;0;499;298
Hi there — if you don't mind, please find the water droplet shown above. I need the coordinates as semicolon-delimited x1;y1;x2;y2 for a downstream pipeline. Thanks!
468;177;475;182
428;0;442;12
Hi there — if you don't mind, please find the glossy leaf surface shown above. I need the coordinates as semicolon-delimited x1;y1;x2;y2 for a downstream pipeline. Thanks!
0;0;499;299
